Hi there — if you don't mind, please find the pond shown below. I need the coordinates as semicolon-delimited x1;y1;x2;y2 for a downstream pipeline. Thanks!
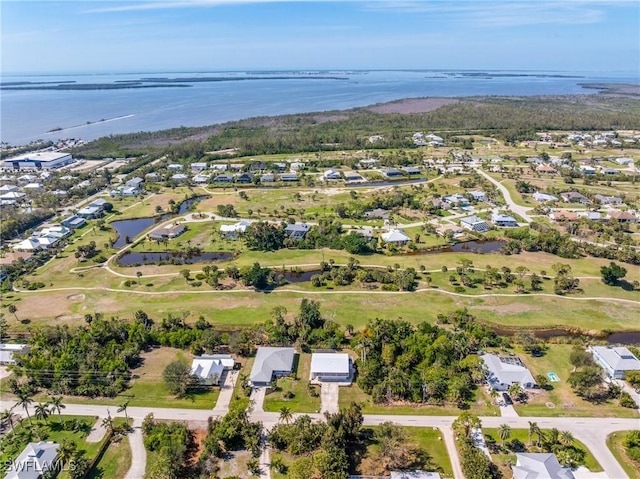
490;327;640;345
274;269;322;283
110;195;209;248
116;250;233;266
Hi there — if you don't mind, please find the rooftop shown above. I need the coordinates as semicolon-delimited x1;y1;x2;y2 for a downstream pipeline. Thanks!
592;346;640;372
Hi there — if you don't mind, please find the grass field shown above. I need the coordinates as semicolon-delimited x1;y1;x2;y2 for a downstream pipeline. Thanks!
607;431;640;479
483;427;602;474
263;354;321;413
513;345;639;418
338;380;500;416
86;434;132;479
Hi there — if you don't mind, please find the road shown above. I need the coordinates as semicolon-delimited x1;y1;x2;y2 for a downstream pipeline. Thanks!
1;399;635;479
476;168;533;223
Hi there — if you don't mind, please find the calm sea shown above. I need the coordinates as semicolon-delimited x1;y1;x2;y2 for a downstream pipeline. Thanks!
0;70;636;145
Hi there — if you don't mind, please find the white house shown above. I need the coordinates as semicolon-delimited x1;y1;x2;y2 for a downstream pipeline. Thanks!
220;220;251;239
190;354;234;386
381;229;410;245
0;344;30;365
469;190;486;202
391;473;441;479
481;353;536;391
310;352;352;383
491;213;518;227
512;453;574;479
250;347;296;386
5;441;60;479
591;346;640;380
149;223;186;240
323;169;341;180
290;162;305;171
533;192;558;203
460;216;490;233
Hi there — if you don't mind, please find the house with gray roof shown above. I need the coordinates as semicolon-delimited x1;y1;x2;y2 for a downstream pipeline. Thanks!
460;215;490;233
391;472;441;479
381;229;410;245
591;346;640;379
481;353;536;391
5;441;60;479
491;213;518;227
284;223;311;240
512;453;575;479
250;347;296;386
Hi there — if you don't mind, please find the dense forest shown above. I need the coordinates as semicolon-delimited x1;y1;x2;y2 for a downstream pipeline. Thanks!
72;94;640;158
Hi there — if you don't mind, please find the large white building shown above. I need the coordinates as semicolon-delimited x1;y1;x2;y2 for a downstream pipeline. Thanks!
591;346;640;379
2;152;73;171
310;352;352;383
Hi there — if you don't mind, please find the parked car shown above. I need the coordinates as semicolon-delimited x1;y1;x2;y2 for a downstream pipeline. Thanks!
502;392;513;405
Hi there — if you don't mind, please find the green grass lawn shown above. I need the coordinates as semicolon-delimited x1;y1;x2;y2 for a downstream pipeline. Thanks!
86;434;132;479
483;427;602;472
513;344;639;418
263;353;321;413
339;380;499;417
607;431;640;479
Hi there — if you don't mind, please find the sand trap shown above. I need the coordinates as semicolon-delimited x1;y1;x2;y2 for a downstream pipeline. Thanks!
55;314;79;321
67;294;85;301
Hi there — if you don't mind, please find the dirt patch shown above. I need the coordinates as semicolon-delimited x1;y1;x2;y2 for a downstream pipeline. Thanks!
367;98;458;114
189;428;207;466
197;195;239;210
67;294;86;301
55;314;81;321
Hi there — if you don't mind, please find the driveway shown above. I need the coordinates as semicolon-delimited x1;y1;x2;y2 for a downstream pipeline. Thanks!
499;404;519;417
0;367;11;380
86;417;107;443
213;370;238;414
320;382;339;414
250;387;267;413
124;418;147;479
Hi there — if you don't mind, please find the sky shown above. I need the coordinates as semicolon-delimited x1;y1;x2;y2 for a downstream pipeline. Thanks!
1;0;639;74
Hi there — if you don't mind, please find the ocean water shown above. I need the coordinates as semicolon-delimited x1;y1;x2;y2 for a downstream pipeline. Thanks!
0;70;636;145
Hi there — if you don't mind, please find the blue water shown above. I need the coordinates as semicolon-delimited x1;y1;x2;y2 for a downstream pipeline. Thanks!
1;70;636;145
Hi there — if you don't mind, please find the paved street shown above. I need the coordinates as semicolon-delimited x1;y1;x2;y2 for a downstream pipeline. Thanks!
476;168;533;222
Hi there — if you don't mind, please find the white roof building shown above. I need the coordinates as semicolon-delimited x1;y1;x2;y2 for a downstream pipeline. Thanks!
391;473;441;479
250;347;296;386
5;441;60;479
381;229;410;244
0;344;30;364
220;220;251;237
3;152;73;171
190;354;234;386
481;353;536;391
512;453;574;479
310;352;351;383
533;192;558;202
591;346;640;380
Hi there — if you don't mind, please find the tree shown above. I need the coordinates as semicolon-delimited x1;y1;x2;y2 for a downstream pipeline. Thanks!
558;430;574;447
498;423;511;447
528;421;542;447
279;406;292;424
163;359;197;397
1;409;14;432
34;402;50;424
58;439;77;467
48;396;65;423
16;389;34;425
179;269;190;282
101;411;114;432
600;262;627;285
7;304;18;321
508;383;524;402
117;400;130;423
453;412;481;437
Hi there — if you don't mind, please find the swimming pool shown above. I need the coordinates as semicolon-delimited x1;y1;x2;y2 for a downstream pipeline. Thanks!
547;372;560;382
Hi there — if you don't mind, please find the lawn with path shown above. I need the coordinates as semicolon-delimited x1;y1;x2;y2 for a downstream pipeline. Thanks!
263;353;321;413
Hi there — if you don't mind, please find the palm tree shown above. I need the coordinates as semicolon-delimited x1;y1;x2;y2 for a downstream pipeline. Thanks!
101;411;114;433
279;406;292;424
498;423;512;447
1;409;14;432
48;396;65;423
16;390;34;426
117;400;130;423
528;421;539;447
34;403;50;424
559;430;574;448
7;304;18;321
58;439;77;467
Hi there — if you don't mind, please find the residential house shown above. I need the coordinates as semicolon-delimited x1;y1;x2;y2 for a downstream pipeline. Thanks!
607;211;638;223
190;354;234;386
167;163;183;171
290;162;305;171
550;210;578;222
536;165;557;174
323;169;342;180
391;473;441;479
344;172;364;183
17;174;38;184
272;162;287;172
77;205;103;219
443;193;469;206
355;227;374;242
425;133;444;146
381;168;403;179
284;223;311;240
249;347;296;386
125;177;144;189
594;194;623;206
460;216;490;233
220;220;251;239
145;172;161;182
591;346;640;379
491;213;518;227
615;157;633;166
577;211;602;222
310;352;352;383
279;173;298;182
110;186;141;197
436;224;464;238
210;164;228;172
260;173;275;183
601;168;619;176
402;166;421;175
229;164;244;172
560;192;588;204
481;353;536;391
0;185;18;194
0;344;30;365
192;173;211;184
380;229;410;245
0;191;27;203
469;190;486;202
171;173;189;183
190;162;208;172
533;192;558;203
512;453;574;479
72;180;91;190
579;165;596;175
61;215;87;229
23;183;43;191
235;173;254;183
149;223;186;240
4;441;60;479
359;158;378;169
213;174;234;183
248;162;267;172
364;208;389;220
